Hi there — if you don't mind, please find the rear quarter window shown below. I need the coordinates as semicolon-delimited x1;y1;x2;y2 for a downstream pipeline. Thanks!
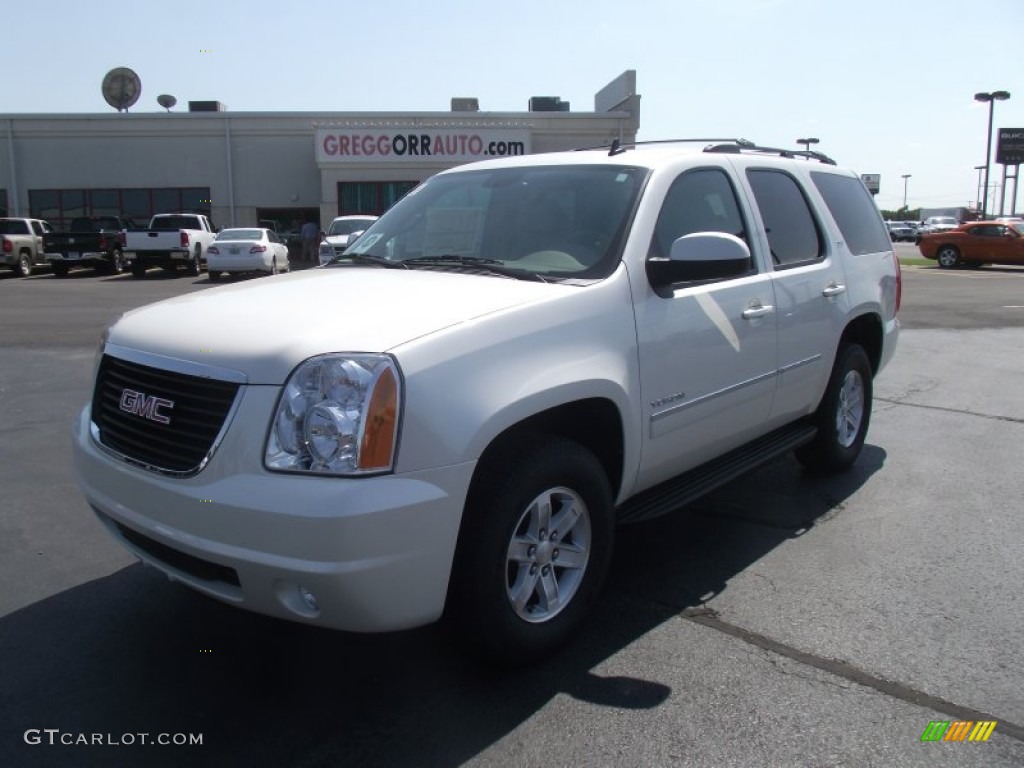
811;172;891;255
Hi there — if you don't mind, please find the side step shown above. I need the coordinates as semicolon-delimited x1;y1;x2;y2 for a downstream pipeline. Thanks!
616;421;817;524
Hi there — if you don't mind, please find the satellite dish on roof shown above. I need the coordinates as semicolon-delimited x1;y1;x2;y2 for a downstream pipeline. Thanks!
101;67;142;112
157;94;177;112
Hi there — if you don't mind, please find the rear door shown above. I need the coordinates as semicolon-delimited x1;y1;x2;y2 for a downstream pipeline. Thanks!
736;164;852;423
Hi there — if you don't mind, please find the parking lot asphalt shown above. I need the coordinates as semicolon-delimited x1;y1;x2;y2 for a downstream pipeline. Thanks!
1;265;1023;767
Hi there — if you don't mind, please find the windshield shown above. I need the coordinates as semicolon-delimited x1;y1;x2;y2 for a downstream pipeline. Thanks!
342;165;647;281
0;220;31;235
328;218;376;236
932;217;957;226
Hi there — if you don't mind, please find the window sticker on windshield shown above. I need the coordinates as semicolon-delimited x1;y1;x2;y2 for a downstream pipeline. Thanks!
348;233;382;254
423;208;484;257
615;173;629;183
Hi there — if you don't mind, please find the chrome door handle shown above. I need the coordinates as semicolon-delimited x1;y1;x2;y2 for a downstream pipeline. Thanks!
742;304;774;320
822;283;847;297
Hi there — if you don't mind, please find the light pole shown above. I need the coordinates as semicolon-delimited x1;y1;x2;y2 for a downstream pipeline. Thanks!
901;174;911;212
974;90;1010;219
796;137;819;159
975;165;986;215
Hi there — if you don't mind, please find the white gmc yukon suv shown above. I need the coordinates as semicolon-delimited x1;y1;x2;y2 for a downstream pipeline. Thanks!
73;139;900;662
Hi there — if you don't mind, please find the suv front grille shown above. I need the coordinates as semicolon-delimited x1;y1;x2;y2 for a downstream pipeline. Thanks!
91;354;240;474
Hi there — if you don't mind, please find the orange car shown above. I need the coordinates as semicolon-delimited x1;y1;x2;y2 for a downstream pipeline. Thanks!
919;220;1024;268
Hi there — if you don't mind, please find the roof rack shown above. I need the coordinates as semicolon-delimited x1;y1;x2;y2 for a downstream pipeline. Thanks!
574;138;756;156
575;137;836;165
704;142;837;166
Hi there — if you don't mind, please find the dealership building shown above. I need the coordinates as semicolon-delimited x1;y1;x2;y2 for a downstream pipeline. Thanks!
0;72;639;232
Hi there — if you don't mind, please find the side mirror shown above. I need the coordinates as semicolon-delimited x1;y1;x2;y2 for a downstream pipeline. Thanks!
647;232;752;297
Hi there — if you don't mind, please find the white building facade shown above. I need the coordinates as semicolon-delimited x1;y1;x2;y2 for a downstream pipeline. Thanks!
0;72;639;232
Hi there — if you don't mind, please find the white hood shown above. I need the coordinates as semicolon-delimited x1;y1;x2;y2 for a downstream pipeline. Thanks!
108;268;565;383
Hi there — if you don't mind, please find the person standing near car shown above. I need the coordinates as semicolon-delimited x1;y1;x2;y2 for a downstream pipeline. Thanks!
300;218;319;262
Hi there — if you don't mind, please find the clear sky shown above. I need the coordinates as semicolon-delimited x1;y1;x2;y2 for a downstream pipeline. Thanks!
6;0;1023;213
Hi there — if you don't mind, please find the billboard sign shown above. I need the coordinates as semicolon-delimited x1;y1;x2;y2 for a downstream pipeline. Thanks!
996;129;1024;165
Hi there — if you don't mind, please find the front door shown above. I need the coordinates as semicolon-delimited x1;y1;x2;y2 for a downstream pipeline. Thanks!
633;167;778;492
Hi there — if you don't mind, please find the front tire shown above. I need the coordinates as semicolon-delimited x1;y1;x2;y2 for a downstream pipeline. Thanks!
796;344;873;473
936;245;961;269
446;437;614;665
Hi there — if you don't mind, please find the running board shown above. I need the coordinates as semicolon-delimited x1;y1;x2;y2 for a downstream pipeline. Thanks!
616;422;817;524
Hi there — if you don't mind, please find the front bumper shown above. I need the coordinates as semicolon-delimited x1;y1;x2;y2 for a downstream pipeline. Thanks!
72;388;474;632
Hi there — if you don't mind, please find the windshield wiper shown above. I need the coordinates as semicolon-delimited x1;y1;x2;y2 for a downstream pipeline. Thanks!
402;255;548;282
326;252;408;268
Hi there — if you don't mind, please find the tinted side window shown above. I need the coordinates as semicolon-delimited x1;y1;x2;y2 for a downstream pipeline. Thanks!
31;220;45;236
972;225;1002;237
747;170;822;266
649;168;749;263
811;172;891;255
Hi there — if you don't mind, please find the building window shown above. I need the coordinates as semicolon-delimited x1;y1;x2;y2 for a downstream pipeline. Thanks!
28;187;211;229
338;181;418;216
0;189;7;217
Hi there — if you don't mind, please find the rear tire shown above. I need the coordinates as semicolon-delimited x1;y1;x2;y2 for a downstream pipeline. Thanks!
269;258;278;275
796;344;873;473
52;263;70;278
208;271;221;282
17;253;33;277
107;249;126;275
446;437;614;665
187;247;202;276
131;262;147;279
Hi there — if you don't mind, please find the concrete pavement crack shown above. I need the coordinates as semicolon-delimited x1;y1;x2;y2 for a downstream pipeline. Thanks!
677;606;1024;743
875;397;1024;425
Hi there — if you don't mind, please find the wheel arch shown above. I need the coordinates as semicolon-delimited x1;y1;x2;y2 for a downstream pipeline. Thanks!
840;312;883;374
470;397;626;504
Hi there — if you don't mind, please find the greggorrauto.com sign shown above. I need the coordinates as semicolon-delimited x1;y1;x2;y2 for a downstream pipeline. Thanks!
316;128;531;163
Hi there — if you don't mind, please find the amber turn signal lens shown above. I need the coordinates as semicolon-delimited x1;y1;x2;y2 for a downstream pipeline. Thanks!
358;366;399;470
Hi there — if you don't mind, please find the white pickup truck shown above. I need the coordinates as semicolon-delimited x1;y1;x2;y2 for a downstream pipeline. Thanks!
73;139;900;663
124;213;218;278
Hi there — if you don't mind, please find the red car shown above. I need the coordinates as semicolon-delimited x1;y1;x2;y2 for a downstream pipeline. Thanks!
919;220;1024;268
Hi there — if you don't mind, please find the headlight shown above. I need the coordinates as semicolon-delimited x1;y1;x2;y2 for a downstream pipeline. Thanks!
265;354;402;475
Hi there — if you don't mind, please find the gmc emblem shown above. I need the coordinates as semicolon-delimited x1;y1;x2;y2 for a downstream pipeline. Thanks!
119;388;175;425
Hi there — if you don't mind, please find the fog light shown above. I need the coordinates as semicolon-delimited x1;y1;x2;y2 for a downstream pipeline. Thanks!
298;586;319;612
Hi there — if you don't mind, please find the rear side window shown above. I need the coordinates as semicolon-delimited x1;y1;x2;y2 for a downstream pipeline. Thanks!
746;170;822;266
811;172;891;255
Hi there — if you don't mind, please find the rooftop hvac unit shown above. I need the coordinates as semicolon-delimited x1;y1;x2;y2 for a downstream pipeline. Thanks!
451;98;480;112
528;96;570;112
188;101;226;112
